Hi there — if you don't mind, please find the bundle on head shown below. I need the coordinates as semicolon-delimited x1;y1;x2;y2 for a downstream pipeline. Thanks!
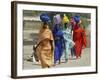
40;13;50;24
63;14;69;29
63;14;69;24
74;15;80;24
53;14;61;25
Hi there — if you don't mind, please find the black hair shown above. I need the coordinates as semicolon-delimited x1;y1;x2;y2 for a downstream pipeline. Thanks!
42;22;48;29
64;23;68;29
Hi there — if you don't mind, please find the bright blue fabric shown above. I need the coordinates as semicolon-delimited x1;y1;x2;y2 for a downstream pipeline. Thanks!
74;16;80;23
40;13;50;23
52;24;64;64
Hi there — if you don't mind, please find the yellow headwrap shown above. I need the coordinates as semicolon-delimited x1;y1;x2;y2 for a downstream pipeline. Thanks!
63;14;69;23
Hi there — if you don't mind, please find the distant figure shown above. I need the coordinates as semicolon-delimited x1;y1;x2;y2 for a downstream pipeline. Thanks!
73;16;87;59
36;13;54;68
52;14;64;65
32;45;39;62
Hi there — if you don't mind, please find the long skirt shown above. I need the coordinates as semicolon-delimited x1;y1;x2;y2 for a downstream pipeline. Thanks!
37;48;53;68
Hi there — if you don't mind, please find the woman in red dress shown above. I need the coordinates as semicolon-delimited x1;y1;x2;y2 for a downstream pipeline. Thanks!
73;16;87;59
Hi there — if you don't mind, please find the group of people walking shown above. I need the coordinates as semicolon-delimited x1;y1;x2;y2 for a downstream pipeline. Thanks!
32;13;87;68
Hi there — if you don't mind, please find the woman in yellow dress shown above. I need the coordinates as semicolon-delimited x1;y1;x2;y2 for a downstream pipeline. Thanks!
36;13;54;68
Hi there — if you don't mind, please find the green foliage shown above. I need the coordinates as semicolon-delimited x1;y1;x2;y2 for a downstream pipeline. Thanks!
80;17;90;29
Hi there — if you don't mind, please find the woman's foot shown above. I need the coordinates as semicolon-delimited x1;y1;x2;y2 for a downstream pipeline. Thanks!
71;56;76;60
48;66;50;68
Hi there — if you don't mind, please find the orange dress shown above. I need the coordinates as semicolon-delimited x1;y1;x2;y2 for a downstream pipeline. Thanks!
36;27;54;68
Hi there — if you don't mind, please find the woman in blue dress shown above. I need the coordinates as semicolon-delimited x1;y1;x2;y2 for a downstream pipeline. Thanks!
52;14;64;65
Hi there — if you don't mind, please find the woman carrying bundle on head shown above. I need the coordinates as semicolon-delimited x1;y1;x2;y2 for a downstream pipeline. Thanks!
73;15;87;59
52;14;64;65
62;14;75;62
36;13;54;68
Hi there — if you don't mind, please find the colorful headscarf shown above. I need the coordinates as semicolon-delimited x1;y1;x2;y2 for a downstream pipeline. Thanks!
74;15;80;23
40;13;50;23
53;14;61;24
63;14;69;24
